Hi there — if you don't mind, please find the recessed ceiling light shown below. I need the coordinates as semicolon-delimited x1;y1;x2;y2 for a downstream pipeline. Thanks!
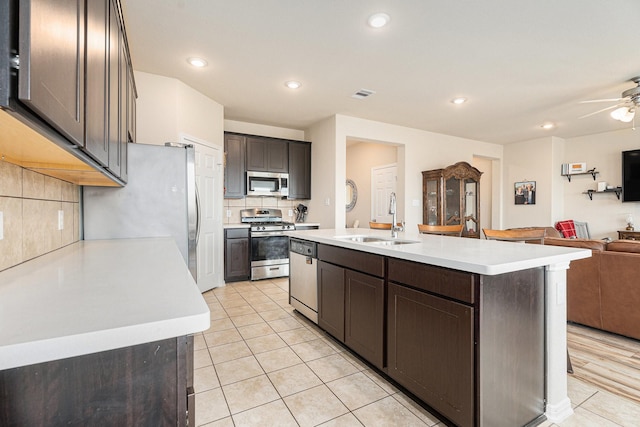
187;57;207;68
451;97;467;105
541;122;555;130
368;13;390;28
285;81;302;89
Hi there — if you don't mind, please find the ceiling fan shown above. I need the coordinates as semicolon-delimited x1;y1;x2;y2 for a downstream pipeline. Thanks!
580;76;640;122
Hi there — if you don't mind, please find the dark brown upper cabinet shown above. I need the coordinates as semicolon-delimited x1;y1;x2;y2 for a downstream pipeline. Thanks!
85;0;109;167
246;136;288;173
224;133;246;199
3;0;135;185
288;141;311;199
18;0;86;147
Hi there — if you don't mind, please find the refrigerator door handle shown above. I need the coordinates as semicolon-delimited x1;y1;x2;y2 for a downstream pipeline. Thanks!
195;182;201;245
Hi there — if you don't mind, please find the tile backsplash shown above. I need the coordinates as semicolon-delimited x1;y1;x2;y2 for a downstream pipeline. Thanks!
0;161;80;271
224;197;303;224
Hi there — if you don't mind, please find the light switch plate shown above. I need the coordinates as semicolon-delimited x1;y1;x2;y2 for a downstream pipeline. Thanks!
0;211;3;240
58;210;64;230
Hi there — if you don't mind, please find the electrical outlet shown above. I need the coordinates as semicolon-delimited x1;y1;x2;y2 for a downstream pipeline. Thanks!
288;209;293;217
226;209;232;218
325;197;331;206
0;211;3;240
58;210;64;230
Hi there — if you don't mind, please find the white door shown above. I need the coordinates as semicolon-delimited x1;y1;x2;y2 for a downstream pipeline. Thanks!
180;134;223;292
371;164;397;224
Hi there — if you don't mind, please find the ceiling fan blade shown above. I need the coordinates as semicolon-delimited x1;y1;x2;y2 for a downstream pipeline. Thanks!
578;103;624;119
580;98;625;104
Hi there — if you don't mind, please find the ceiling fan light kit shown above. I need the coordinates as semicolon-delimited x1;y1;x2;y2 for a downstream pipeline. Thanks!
582;76;640;123
611;106;635;122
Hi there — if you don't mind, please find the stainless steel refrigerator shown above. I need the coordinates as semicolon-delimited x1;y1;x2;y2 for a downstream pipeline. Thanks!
83;143;198;280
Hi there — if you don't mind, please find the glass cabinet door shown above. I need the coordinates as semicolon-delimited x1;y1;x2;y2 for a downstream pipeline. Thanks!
464;180;478;236
425;179;439;225
445;177;461;225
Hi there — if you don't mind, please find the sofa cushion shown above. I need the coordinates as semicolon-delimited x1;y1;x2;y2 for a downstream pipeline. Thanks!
544;237;606;251
606;239;640;253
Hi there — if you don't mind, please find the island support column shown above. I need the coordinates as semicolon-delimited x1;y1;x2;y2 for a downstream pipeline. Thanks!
544;261;573;423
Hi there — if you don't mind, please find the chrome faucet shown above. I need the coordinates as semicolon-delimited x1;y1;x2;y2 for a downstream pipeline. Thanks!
388;192;404;238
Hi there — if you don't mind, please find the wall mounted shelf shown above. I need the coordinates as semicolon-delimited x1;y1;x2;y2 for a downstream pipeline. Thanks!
583;187;622;200
562;168;598;182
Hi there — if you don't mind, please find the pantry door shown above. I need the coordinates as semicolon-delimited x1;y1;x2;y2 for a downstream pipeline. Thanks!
181;134;224;292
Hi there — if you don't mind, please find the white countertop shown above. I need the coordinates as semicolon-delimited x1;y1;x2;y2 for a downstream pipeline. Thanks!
288;228;591;275
0;238;210;370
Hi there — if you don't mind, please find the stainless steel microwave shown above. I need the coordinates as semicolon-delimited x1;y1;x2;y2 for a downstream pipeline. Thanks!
246;171;289;197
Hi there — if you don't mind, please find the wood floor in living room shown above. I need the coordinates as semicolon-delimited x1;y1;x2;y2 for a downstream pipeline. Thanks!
194;279;640;426
568;323;640;405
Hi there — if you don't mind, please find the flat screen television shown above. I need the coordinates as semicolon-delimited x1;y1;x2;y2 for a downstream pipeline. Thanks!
622;149;640;202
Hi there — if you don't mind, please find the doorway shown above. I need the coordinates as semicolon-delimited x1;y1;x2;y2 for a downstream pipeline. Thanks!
180;134;223;292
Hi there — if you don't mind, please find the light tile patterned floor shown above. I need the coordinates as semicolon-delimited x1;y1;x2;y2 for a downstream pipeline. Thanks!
194;278;640;426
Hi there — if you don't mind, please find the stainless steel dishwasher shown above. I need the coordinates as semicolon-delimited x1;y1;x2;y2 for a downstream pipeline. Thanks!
289;238;318;324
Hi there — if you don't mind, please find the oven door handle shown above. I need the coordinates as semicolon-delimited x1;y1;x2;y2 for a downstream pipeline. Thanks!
250;231;288;237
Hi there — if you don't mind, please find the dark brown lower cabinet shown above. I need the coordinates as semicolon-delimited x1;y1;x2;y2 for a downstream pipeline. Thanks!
345;269;384;369
387;282;474;427
0;336;194;427
224;228;250;282
318;260;345;342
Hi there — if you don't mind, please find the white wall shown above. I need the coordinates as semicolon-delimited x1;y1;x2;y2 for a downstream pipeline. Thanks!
563;128;640;239
502;128;640;239
327;115;503;232
135;71;224;147
346;142;398;228
502;137;556;229
305;116;338;228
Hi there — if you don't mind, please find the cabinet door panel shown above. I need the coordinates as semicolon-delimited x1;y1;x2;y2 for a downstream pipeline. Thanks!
224;134;246;198
267;139;288;172
119;29;128;182
345;270;384;368
85;0;109;166
224;238;249;281
246;137;268;171
106;0;120;176
246;137;288;173
288;142;311;199
387;283;474;427
19;0;85;146
318;261;345;342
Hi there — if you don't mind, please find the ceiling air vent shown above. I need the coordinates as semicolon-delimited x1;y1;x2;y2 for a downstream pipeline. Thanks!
351;89;376;99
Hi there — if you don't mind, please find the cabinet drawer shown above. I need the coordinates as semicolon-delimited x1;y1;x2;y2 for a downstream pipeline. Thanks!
388;258;477;305
225;228;249;238
318;244;384;278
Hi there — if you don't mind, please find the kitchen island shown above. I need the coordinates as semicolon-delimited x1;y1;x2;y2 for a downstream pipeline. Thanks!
0;238;210;426
288;228;591;427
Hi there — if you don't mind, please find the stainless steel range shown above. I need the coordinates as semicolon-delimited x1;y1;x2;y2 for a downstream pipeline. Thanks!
241;208;295;280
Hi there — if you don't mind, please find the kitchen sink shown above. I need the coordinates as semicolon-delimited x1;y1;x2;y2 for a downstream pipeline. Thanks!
334;235;419;245
334;235;387;243
369;239;420;245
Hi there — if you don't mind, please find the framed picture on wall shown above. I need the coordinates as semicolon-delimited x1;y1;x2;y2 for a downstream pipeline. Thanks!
515;181;536;205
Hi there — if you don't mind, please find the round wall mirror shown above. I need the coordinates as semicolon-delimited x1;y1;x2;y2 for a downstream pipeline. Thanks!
346;179;358;212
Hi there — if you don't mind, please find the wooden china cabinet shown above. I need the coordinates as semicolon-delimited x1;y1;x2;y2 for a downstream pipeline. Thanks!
422;161;482;238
